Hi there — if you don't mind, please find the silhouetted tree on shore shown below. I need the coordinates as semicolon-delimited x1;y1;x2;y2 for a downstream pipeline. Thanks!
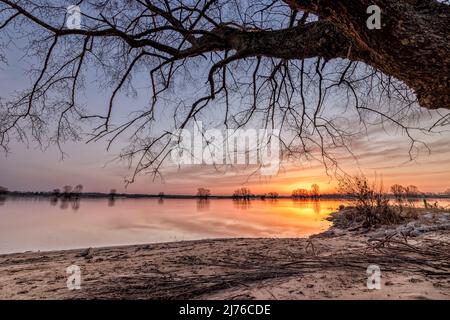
310;184;320;199
233;187;252;200
267;192;279;199
405;185;420;198
391;184;422;200
391;184;406;203
62;185;73;198
197;188;211;199
57;184;82;210
74;184;83;199
292;188;309;199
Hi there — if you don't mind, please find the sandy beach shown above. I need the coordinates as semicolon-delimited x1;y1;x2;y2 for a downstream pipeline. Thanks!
1;210;449;300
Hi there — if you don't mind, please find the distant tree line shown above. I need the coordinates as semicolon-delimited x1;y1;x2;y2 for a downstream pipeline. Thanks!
2;183;450;200
232;187;252;200
390;184;422;200
0;186;9;195
292;184;321;199
52;184;84;199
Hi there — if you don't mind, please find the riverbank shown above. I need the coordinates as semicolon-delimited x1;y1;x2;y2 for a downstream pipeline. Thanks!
0;210;449;299
3;192;450;200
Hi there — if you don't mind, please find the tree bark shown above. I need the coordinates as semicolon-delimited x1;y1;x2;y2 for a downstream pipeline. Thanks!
282;0;450;109
195;0;449;109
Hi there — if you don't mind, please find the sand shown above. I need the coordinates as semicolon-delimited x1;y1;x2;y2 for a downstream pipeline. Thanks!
0;211;449;300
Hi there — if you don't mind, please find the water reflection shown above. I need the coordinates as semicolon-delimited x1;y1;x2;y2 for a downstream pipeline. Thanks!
312;200;321;215
71;199;80;211
196;199;210;211
233;199;251;210
56;197;81;211
292;199;322;215
108;189;117;207
0;197;448;254
50;195;58;206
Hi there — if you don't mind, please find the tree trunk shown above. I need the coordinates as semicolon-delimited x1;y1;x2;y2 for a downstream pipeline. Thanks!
283;0;450;109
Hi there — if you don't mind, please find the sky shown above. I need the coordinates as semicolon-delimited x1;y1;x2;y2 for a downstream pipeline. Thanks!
0;9;449;195
1;61;450;195
0;124;449;195
1;60;448;195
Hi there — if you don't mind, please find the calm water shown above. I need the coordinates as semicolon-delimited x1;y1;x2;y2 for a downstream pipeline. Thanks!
1;197;448;254
0;197;339;254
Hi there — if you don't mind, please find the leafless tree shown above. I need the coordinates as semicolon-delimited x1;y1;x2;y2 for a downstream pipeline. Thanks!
390;184;406;203
233;187;252;199
74;183;83;192
0;0;448;183
62;185;73;196
310;183;320;198
292;188;309;198
405;185;420;198
197;187;211;198
267;191;279;199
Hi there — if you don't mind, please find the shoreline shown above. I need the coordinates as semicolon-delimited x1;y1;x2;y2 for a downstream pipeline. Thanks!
3;193;450;200
0;210;449;299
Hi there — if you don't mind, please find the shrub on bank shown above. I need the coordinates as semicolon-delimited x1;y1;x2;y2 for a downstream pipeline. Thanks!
337;175;418;228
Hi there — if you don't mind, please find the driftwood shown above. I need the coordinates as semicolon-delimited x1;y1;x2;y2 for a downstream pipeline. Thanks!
69;236;449;299
1;231;448;299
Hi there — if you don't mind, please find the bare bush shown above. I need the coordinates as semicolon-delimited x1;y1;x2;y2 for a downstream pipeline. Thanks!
338;175;416;227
